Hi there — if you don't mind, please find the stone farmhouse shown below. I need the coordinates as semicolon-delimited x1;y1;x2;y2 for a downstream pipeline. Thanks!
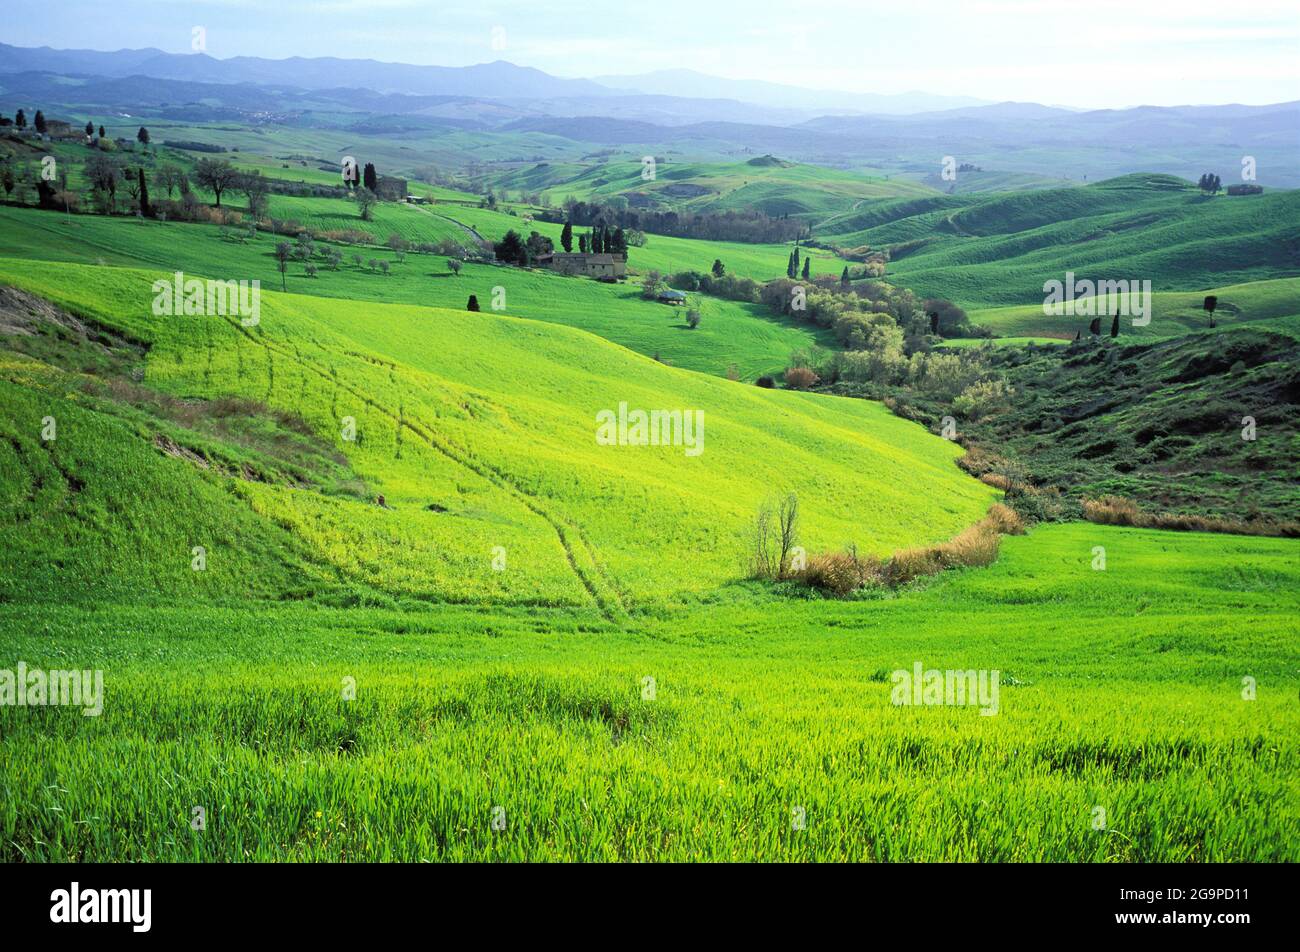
535;252;627;279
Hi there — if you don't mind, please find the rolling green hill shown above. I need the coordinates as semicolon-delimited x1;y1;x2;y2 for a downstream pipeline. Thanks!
432;202;851;279
820;175;1300;311
0;258;995;612
0;205;832;379
967;277;1300;340
2;146;1297;865
489;156;935;223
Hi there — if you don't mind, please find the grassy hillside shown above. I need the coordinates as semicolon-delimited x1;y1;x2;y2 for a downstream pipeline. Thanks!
890;329;1300;523
433;203;850;279
819;176;1300;310
0;205;831;379
966;277;1300;340
490;156;935;223
265;194;475;248
0;258;995;612
2;521;1295;861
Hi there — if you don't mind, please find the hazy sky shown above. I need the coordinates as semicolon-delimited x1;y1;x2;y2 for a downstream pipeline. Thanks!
7;0;1299;108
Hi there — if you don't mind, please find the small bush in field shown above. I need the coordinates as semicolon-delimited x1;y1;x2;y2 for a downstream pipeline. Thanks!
756;376;775;388
784;366;819;390
797;548;882;596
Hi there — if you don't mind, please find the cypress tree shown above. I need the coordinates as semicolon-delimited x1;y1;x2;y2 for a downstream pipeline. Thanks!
138;167;151;217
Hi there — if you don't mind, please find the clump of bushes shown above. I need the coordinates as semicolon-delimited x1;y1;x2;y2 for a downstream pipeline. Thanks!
784;366;819;390
793;504;1025;596
755;376;775;389
1081;495;1299;536
798;547;882;595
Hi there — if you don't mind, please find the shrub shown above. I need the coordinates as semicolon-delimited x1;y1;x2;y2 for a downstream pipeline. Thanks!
797;548;882;596
985;503;1025;536
755;376;775;389
685;309;700;329
953;378;1016;419
316;229;375;244
784;366;819;390
1082;495;1142;525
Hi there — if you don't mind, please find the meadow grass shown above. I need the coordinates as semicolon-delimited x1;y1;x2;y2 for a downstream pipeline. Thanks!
0;523;1294;861
0;258;994;612
0;206;831;379
965;277;1300;340
821;176;1300;311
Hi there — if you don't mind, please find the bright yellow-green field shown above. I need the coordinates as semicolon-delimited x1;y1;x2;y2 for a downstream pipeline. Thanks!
0;258;995;612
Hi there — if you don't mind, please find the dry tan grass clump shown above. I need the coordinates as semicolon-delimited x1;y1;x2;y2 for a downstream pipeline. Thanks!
1083;494;1299;537
799;504;1024;596
784;366;819;390
797;549;882;595
985;503;1025;535
1082;495;1142;525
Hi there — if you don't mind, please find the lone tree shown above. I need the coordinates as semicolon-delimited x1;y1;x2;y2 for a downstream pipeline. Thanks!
1204;294;1218;328
274;242;293;291
15;109;26;129
712;258;726;278
1109;310;1119;338
353;186;377;221
466;294;480;311
686;309;701;329
560;221;573;253
840;266;850;288
446;258;462;276
137;167;151;217
801;257;810;281
194;158;239;207
136;126;150;149
34;111;47;134
84;120;94;138
84;153;121;212
97;124;105;138
363;162;377;192
239;170;270;218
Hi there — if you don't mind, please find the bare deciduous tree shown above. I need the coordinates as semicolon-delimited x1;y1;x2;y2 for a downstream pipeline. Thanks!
749;492;799;580
194;158;239;208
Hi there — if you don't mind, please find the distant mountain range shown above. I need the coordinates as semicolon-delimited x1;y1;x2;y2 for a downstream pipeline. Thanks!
593;68;991;114
1;42;1296;186
0;43;993;119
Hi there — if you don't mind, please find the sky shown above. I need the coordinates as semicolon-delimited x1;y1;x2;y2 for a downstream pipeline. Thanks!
5;0;1299;108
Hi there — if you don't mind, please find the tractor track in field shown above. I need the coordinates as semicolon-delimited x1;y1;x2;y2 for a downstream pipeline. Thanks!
218;314;631;626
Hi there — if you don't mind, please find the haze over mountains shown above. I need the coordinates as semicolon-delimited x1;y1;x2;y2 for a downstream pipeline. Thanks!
1;42;1297;185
